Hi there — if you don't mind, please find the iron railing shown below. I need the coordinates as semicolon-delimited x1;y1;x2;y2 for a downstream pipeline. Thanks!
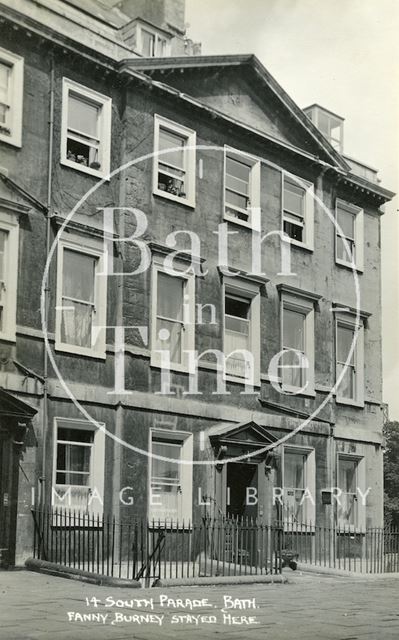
281;520;399;573
31;509;283;586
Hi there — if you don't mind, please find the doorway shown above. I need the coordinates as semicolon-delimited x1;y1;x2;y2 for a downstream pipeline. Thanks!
226;462;258;519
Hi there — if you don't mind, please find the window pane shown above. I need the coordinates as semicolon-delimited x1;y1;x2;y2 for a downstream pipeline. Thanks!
159;129;185;169
225;296;250;320
63;250;96;302
283;308;305;351
61;301;93;348
336;236;355;262
318;110;331;137
226;156;251;183
157;273;184;320
284;180;305;217
0;63;9;124
336;362;355;399
225;190;249;211
281;349;305;387
337;325;355;364
284;451;306;488
156;317;183;363
68;94;99;138
338;458;357;493
141;29;155;56
337;207;355;239
0;229;7;283
58;428;93;443
152;441;181;485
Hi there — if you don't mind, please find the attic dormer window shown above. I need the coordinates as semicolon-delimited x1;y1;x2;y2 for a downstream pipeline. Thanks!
136;24;170;57
303;104;344;153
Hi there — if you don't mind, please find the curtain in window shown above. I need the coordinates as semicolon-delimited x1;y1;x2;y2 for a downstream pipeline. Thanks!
282;308;306;387
338;458;357;526
156;273;184;364
284;451;306;523
61;250;96;347
151;440;182;521
0;63;9;124
337;325;355;398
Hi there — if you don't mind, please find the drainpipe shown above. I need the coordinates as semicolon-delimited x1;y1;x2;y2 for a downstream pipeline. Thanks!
40;54;55;507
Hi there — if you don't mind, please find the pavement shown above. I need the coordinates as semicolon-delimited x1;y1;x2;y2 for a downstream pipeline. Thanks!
0;568;399;640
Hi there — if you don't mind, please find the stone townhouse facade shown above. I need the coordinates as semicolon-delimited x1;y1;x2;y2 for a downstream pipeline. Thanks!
0;0;394;567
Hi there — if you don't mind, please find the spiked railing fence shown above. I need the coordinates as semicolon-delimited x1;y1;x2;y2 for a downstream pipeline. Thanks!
31;509;283;586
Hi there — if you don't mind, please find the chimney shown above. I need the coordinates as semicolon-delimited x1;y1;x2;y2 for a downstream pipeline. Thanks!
116;0;186;35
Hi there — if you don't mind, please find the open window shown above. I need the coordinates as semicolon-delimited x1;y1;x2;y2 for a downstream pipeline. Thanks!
224;147;260;229
61;78;112;178
0;47;23;147
55;236;107;358
335;312;364;406
282;173;314;250
282;446;315;527
0;210;19;342
335;199;364;271
149;429;193;526
153;115;196;207
52;418;105;515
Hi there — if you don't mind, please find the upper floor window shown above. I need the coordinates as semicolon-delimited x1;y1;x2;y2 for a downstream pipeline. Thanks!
335;312;364;406
151;258;195;372
224;148;260;229
61;79;112;179
282;174;314;250
0;211;19;341
0;47;23;147
335;199;364;271
279;289;316;395
55;237;107;358
153;115;196;207
137;24;170;57
223;276;261;386
149;429;193;526
303;105;344;153
52;418;105;515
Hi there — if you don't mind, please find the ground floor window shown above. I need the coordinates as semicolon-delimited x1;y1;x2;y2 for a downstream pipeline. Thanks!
52;418;105;514
337;454;365;530
282;446;315;526
149;429;193;525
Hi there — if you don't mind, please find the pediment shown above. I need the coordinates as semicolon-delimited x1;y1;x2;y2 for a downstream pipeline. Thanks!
127;55;350;171
209;420;278;447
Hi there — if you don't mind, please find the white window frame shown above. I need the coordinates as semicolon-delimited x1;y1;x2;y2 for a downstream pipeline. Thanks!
136;24;171;57
282;445;316;528
282;172;314;251
52;417;105;516
337;454;366;532
0;47;23;147
0;210;18;342
150;256;195;373
335;199;364;271
153;114;196;208
335;313;364;407
280;293;315;395
60;78;112;179
148;428;193;526
222;276;260;386
55;235;107;358
223;146;261;231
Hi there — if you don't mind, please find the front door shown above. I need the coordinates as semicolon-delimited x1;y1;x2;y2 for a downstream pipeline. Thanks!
226;462;258;520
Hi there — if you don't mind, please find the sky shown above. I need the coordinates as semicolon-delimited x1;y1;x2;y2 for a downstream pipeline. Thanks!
186;0;399;419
